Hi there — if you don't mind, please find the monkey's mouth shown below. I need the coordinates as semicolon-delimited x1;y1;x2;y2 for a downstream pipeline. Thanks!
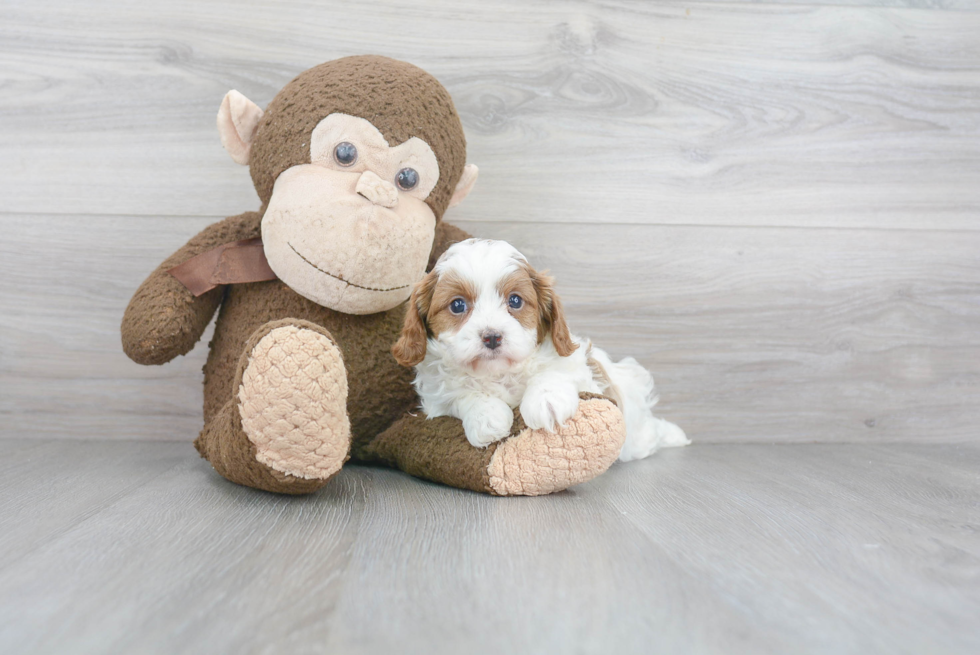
287;242;411;293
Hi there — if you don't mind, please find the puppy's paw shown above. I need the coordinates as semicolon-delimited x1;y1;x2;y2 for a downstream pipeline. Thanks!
520;385;581;432
462;398;515;448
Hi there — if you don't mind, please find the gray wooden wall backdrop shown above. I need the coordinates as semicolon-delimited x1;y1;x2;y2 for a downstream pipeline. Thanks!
1;0;978;444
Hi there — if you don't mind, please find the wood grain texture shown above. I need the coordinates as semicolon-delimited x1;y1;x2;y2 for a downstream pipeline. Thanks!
3;214;978;443
1;2;978;442
696;0;980;8
0;440;977;654
0;215;217;441
0;440;186;565
1;0;978;229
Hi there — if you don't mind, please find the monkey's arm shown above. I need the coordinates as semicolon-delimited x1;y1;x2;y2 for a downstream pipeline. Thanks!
427;221;472;271
121;211;262;365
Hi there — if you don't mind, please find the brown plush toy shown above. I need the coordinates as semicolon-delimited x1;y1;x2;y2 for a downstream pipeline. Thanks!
121;55;626;496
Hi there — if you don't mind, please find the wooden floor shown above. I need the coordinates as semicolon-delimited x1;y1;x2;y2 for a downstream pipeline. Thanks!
0;439;977;654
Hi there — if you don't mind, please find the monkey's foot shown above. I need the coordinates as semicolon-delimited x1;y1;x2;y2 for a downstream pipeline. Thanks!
487;394;626;496
237;320;351;481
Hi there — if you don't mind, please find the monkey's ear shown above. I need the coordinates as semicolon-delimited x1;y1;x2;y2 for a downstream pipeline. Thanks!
217;90;264;166
448;164;479;208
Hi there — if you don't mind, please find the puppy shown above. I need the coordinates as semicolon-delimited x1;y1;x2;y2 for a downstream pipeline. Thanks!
392;239;688;461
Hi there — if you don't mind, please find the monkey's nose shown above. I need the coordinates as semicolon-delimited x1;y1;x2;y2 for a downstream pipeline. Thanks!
482;330;503;351
355;170;399;208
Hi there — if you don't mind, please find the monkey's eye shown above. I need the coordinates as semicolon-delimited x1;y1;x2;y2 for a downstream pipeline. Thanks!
396;167;419;190
450;298;467;314
334;142;358;167
508;294;524;310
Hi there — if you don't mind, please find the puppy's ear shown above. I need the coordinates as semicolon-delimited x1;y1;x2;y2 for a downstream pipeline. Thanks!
392;271;438;367
547;292;578;357
533;270;578;357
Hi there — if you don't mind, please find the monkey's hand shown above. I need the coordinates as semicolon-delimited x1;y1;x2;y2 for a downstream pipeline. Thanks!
121;211;261;365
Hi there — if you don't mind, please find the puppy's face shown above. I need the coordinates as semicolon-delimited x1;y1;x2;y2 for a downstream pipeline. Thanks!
392;239;577;371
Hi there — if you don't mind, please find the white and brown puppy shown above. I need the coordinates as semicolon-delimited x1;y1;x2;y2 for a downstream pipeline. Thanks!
392;238;688;461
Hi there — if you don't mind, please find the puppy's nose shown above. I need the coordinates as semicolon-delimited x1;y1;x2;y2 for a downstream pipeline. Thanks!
482;330;502;351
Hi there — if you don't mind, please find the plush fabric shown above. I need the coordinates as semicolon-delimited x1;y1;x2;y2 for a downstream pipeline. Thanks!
237;322;350;480
121;56;627;497
217;90;264;165
487;394;626;496
364;393;625;496
248;56;466;220
260;162;436;314
448;165;479;209
121;211;262;366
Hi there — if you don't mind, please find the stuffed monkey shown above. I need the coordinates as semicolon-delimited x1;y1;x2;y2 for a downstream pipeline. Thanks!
121;56;626;496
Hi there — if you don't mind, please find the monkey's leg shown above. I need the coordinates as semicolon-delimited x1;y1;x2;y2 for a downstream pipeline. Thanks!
363;393;626;496
194;319;350;494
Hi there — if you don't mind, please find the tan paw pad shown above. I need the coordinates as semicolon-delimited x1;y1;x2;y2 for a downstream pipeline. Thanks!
238;325;350;480
487;398;626;496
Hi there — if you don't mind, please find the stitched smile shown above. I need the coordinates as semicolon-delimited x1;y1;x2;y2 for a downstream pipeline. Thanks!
288;242;410;293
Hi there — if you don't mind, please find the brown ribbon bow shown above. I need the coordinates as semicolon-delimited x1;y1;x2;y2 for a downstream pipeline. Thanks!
168;237;278;296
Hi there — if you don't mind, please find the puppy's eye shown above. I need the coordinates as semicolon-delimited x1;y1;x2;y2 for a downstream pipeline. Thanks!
334;142;358;167
508;294;523;310
450;298;467;314
396;167;419;190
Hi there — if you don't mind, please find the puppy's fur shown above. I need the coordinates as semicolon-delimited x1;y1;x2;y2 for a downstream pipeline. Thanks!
393;239;688;460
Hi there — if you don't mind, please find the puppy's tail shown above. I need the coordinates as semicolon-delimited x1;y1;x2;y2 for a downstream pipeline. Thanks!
588;346;689;462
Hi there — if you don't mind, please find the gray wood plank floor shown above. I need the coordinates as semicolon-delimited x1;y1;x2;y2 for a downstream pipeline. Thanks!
3;1;978;230
4;214;979;444
1;440;977;654
3;0;979;446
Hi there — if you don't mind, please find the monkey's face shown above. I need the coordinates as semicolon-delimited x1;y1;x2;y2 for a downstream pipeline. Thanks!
217;57;478;315
261;114;440;315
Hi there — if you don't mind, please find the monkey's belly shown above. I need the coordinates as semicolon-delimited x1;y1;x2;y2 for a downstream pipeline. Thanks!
202;279;417;456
